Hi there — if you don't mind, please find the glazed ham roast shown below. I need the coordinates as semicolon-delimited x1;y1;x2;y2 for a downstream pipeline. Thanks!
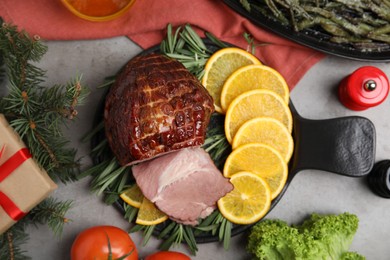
133;147;233;225
104;53;214;166
105;53;232;225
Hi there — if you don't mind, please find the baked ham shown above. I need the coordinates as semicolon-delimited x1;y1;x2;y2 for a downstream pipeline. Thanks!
132;147;233;225
104;53;214;166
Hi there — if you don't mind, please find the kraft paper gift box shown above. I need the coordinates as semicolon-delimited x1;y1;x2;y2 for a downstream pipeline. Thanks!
0;114;57;234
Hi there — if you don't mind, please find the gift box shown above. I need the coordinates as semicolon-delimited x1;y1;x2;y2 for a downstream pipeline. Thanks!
0;114;57;234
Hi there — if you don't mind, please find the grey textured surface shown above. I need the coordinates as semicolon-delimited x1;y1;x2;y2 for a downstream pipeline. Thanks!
19;37;390;259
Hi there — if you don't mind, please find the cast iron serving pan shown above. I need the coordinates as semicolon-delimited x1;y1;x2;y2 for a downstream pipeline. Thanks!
92;42;376;243
222;0;390;62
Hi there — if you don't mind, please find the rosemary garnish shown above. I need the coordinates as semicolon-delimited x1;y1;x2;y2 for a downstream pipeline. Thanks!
82;24;236;254
160;24;227;80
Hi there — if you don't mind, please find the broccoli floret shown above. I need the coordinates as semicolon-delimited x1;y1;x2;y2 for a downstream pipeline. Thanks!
247;212;365;260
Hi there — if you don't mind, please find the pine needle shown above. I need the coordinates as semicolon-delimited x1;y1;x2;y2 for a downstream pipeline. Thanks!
0;21;88;258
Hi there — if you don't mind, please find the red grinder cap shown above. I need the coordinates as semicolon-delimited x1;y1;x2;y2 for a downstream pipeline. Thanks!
338;66;389;111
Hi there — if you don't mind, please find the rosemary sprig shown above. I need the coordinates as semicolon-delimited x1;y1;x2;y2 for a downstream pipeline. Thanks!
160;24;216;80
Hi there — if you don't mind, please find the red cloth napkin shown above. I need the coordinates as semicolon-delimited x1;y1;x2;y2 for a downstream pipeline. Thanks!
0;0;325;90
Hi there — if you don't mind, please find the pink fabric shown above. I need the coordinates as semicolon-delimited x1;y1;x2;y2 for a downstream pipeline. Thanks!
0;0;325;89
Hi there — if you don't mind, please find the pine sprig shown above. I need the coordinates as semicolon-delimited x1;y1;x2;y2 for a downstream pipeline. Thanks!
0;21;88;258
28;198;73;236
0;23;47;91
0;23;90;183
0;49;4;86
0;221;31;260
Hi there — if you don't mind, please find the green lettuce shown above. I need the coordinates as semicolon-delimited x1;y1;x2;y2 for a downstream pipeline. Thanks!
247;212;365;260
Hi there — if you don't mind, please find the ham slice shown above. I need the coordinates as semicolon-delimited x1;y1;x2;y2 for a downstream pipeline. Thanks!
132;147;233;225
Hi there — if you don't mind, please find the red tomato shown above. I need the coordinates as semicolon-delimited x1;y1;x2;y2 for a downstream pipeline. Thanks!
71;225;138;260
145;251;191;260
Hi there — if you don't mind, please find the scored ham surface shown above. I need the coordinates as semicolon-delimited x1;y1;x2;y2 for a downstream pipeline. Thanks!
132;147;233;225
104;53;214;166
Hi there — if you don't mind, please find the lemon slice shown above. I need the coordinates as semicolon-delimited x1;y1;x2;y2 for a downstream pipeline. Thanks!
120;185;144;208
224;143;288;199
218;171;271;225
232;117;294;162
225;89;292;143
220;64;289;112
135;197;168;226
202;47;261;113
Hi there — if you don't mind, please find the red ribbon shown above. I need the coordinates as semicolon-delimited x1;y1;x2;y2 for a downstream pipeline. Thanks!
0;145;32;221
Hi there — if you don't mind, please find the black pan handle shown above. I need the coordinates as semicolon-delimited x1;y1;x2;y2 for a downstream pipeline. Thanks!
289;103;376;177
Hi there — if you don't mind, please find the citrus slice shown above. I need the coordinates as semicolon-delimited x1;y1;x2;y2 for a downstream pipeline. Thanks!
232;117;294;162
220;64;289;112
202;47;261;113
135;197;168;226
218;171;271;224
223;143;288;199
119;185;144;208
225;89;293;143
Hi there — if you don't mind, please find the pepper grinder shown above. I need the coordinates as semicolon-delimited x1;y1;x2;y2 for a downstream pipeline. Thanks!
338;66;389;111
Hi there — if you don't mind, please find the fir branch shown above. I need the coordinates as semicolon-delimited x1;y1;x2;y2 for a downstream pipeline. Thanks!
0;22;89;183
0;21;88;259
0;23;46;91
0;46;4;86
0;16;3;85
28;198;73;236
0;222;31;260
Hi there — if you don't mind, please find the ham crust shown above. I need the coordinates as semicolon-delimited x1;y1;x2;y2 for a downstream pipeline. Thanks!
104;53;214;166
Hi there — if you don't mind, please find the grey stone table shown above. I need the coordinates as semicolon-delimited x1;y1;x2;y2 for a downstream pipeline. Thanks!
21;37;390;259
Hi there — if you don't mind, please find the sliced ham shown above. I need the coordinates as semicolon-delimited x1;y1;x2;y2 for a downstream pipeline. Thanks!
132;147;233;225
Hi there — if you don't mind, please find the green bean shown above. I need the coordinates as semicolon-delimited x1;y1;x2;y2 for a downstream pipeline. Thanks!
320;20;351;37
370;24;390;35
242;0;390;48
367;33;390;44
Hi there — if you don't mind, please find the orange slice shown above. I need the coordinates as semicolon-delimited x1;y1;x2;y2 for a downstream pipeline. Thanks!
135;197;168;226
232;117;294;162
218;171;271;224
224;89;293;144
223;143;288;199
220;64;289;112
120;185;144;209
202;47;261;113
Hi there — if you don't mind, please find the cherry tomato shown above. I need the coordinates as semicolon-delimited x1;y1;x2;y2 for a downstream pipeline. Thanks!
145;251;191;260
71;225;138;260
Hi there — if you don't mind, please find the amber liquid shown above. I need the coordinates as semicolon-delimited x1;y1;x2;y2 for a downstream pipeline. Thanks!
67;0;132;16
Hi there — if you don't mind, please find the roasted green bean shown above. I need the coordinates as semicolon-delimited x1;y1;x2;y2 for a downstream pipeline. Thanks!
241;0;390;50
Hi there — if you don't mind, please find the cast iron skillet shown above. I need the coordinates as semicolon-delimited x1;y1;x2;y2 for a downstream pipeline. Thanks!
222;0;390;62
92;41;376;243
